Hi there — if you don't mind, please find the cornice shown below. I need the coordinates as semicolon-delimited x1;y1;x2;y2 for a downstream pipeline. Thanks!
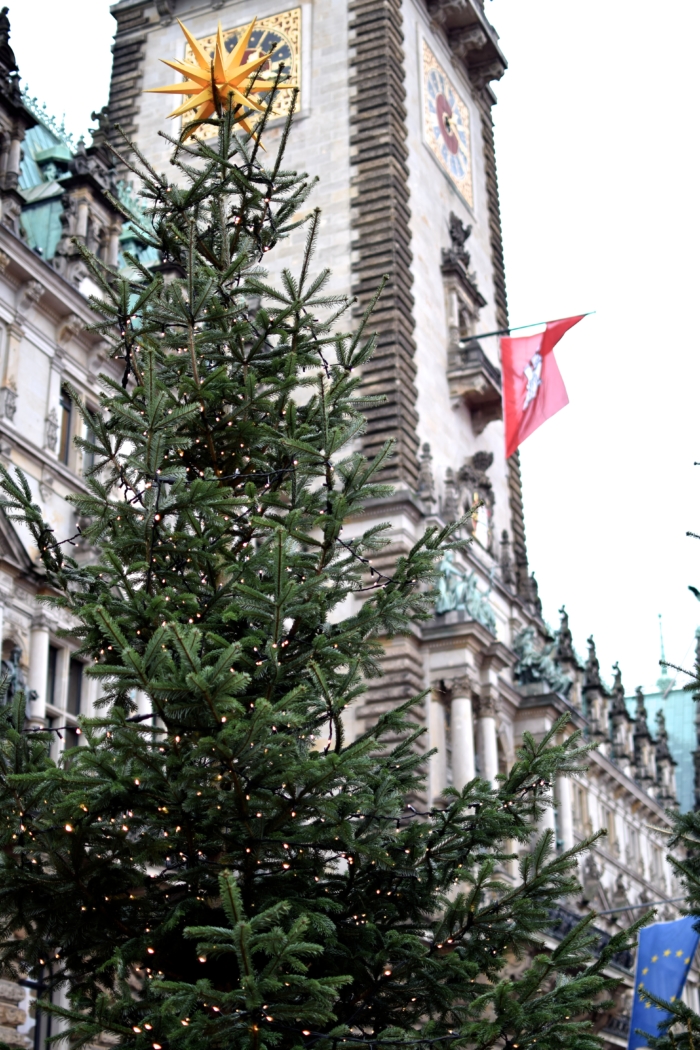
589;747;672;824
0;227;101;340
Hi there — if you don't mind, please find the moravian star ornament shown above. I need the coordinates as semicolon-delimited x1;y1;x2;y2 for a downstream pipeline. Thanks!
147;17;291;140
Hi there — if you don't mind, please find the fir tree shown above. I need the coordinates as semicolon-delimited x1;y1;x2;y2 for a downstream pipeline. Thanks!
0;99;635;1050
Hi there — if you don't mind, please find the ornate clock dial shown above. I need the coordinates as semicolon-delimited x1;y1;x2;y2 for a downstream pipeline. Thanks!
185;7;301;136
422;41;474;208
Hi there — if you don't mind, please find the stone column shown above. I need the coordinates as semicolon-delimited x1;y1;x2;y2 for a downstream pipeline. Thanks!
429;686;448;802
449;675;475;790
476;691;499;786
28;616;50;726
5;135;22;190
556;774;575;851
76;198;90;241
108;223;121;268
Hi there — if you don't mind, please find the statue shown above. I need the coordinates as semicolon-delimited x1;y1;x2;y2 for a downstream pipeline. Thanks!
1;645;35;719
555;605;575;662
434;551;496;634
0;7;18;80
513;626;572;696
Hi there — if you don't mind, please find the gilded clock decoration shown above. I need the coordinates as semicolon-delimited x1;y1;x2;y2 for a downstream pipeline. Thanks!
182;8;301;138
422;40;473;208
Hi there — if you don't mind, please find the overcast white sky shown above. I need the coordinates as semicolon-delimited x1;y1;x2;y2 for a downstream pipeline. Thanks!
10;1;700;693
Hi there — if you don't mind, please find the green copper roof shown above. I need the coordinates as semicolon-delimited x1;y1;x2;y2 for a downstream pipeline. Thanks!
625;687;696;812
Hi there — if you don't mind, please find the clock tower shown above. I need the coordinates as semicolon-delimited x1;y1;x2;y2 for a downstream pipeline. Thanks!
105;0;533;780
99;12;685;979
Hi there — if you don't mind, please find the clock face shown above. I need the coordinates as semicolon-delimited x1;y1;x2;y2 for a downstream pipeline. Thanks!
422;41;474;208
184;7;301;137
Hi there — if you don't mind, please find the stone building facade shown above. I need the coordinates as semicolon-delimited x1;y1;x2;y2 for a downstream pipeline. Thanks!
0;0;694;1046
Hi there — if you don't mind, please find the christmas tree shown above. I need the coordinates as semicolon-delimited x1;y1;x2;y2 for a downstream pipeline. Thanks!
0;23;637;1050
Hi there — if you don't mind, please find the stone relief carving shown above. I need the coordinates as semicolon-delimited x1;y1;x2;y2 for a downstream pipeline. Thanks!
499;530;515;589
57;313;83;347
0;644;36;718
0;386;16;421
440;452;495;551
45;407;58;452
16;278;44;318
449;25;488;59
435;550;496;634
417;442;435;504
458;450;494;549
513;626;572;697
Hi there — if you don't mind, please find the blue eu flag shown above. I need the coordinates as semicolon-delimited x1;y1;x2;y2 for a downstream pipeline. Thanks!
629;916;700;1050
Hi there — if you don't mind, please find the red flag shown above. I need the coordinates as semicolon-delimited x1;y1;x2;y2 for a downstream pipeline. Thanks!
501;315;586;458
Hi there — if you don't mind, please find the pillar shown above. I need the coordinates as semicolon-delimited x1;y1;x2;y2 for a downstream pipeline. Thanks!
450;675;475;790
28;616;50;726
429;686;448;802
76;199;89;241
556;774;575;851
108;224;121;268
5;136;22;188
476;691;499;787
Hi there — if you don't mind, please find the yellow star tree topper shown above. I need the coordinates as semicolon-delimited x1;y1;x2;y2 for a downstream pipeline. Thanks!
148;17;291;140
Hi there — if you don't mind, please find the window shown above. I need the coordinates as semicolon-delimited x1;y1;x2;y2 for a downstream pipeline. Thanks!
652;845;664;881
626;825;639;866
83;408;97;475
573;784;590;833
46;646;58;707
67;658;82;716
64;727;80;751
32;979;53;1050
58;386;72;465
600;805;617;855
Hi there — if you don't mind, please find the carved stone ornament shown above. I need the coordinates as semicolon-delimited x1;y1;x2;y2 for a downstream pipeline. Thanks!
57;313;83;348
0;385;16;421
449;25;487;59
441;452;495;552
0;248;9;273
444;673;473;698
0;190;22;235
555;605;575;663
583;635;602;692
434;550;496;634
458;450;494;550
513;626;572;697
499;530;515;589
39;465;55;502
475;690;498;718
156;0;174;22
16;279;44;318
0;644;35;720
45;407;58;452
417;442;436;503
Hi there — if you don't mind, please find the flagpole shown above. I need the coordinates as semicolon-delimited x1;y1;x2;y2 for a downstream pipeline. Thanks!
460;310;595;345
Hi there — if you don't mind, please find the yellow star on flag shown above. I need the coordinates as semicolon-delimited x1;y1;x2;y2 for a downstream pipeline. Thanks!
147;17;293;140
664;949;671;956
651;955;658;962
642;968;649;975
677;950;684;957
